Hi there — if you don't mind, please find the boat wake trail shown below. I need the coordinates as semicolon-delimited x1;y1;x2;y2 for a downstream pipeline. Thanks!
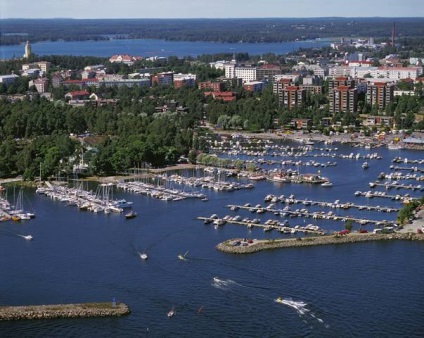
275;298;326;326
211;277;239;290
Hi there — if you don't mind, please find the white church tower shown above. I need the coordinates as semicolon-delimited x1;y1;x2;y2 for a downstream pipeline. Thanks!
23;41;31;58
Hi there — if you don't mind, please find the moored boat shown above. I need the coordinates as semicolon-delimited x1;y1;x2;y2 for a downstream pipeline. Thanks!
125;211;137;219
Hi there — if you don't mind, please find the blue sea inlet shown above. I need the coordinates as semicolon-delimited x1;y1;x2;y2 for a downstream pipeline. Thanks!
0;139;423;337
0;38;331;59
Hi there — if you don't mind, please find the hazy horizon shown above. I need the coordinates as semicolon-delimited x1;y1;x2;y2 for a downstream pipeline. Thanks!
1;0;423;20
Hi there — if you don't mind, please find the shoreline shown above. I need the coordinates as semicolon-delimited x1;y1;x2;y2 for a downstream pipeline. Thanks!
0;302;130;321
216;232;424;254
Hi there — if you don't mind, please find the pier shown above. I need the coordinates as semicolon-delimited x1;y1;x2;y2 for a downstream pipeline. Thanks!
369;181;423;191
216;232;424;254
0;302;130;321
222;200;398;226
196;216;324;235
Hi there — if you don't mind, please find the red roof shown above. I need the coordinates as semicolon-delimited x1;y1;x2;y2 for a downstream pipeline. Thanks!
67;90;90;97
259;64;280;69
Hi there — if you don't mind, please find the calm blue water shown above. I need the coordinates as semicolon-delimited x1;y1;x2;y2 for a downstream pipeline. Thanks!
0;141;424;337
0;38;331;59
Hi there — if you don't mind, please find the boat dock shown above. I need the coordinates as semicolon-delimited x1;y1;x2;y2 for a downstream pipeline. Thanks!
354;190;418;202
392;157;424;165
390;165;424;173
196;215;325;235
377;172;424;181
369;181;423;191
36;182;130;214
223;203;396;227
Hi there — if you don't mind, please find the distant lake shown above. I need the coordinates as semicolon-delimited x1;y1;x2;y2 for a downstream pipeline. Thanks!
0;38;331;59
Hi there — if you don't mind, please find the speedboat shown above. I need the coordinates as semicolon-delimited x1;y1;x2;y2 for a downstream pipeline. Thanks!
275;297;283;304
139;252;148;260
167;309;176;317
178;251;189;261
20;235;33;241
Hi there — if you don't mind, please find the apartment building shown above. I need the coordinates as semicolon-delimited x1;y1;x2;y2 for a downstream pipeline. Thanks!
329;86;358;113
0;74;19;86
173;73;196;88
198;81;225;91
224;64;257;83
366;81;395;111
256;64;282;82
328;77;355;90
153;72;174;86
31;78;49;93
278;86;306;110
243;81;265;92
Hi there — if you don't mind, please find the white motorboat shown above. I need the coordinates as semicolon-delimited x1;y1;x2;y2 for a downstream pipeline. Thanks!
167;309;175;317
321;181;333;187
178;250;189;261
139;252;148;260
20;235;33;241
362;162;369;169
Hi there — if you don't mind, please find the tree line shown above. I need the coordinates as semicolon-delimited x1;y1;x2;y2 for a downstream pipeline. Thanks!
2;18;424;46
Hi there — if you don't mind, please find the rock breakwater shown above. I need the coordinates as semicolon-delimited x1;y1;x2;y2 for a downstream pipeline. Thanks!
216;233;424;254
0;302;130;321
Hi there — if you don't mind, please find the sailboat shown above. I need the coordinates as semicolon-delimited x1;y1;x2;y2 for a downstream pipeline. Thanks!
178;250;189;261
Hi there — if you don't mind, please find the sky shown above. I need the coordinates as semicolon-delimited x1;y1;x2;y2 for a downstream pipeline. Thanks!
1;0;423;19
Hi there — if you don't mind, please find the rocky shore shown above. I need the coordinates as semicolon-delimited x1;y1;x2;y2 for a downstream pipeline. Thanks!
216;232;424;254
0;302;130;321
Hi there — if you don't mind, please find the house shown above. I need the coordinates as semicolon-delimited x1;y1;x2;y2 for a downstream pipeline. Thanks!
65;90;90;100
203;91;236;102
109;54;142;65
290;118;312;130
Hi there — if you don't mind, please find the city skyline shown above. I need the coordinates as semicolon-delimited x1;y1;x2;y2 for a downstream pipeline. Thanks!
1;0;424;19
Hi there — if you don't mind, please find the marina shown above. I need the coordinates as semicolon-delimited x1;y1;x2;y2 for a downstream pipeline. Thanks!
0;135;423;337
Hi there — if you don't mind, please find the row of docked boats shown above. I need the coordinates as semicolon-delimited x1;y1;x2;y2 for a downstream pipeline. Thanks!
377;172;424;181
261;195;399;213
200;213;324;234
36;182;132;214
0;189;35;222
116;180;207;201
369;181;423;191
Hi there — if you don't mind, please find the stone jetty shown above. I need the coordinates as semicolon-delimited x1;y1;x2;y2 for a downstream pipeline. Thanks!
0;302;130;321
216;232;424;254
